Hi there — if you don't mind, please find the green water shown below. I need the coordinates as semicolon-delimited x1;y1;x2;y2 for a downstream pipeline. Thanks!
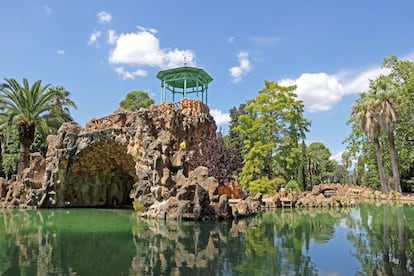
0;203;412;275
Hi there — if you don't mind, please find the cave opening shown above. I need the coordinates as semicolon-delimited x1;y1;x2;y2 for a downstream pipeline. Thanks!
61;140;137;209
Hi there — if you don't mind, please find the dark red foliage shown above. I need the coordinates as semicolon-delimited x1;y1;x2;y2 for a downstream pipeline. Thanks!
189;125;241;182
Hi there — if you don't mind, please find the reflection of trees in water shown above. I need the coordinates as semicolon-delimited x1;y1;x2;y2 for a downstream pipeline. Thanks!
7;205;412;275
347;203;414;275
0;210;56;275
0;209;135;275
131;208;348;275
238;208;348;275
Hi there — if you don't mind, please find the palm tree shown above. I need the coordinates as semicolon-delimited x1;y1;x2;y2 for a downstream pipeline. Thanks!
307;151;321;188
371;76;402;193
0;78;76;177
351;94;389;193
39;85;77;136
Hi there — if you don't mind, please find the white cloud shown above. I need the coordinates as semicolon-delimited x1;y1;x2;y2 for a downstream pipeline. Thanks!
210;109;231;127
107;30;118;44
89;19;196;79
97;11;112;24
114;67;147;80
278;52;414;112
280;73;344;112
279;65;390;113
137;25;157;34
88;30;102;46
330;150;345;164
340;67;388;95
57;50;65;55
109;31;163;66
108;28;195;69
229;51;251;83
330;150;358;169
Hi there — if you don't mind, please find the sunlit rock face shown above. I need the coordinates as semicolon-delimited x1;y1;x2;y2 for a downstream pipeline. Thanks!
0;99;261;219
44;118;137;208
42;99;214;210
11;99;259;219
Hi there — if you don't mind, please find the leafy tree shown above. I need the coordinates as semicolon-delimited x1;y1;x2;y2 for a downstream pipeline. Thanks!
223;104;246;175
341;150;352;183
46;86;77;130
307;146;321;187
297;141;307;190
0;127;19;178
0;78;76;176
119;90;154;111
384;57;414;192
331;160;347;183
307;142;333;184
236;81;310;194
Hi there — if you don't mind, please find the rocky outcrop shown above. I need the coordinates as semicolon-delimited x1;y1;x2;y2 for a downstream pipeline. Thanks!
262;183;404;208
0;99;261;220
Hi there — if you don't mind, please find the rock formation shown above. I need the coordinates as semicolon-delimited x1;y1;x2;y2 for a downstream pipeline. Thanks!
0;99;261;220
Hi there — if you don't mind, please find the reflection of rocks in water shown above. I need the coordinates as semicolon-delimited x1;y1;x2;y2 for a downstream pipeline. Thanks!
130;217;256;275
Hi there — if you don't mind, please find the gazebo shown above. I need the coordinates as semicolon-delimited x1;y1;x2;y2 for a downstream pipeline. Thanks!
156;66;213;104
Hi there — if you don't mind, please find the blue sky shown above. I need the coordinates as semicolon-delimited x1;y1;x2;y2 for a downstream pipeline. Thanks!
1;1;414;161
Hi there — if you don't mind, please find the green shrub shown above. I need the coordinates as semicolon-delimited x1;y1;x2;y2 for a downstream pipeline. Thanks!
132;201;145;212
285;180;301;193
246;177;285;195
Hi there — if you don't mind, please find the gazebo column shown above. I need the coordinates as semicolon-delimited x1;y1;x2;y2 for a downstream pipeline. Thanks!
156;66;213;105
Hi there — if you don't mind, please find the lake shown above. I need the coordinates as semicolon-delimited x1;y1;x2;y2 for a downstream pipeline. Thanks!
0;203;412;275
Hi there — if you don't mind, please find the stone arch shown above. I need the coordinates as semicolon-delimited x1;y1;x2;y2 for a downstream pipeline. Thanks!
56;139;137;208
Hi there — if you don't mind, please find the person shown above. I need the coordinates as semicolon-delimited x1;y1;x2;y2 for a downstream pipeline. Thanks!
279;185;286;197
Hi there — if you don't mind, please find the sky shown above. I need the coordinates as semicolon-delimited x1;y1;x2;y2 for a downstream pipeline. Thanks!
1;0;414;162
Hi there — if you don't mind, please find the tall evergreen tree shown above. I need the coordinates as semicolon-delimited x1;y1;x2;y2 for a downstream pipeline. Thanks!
223;104;246;175
236;81;310;194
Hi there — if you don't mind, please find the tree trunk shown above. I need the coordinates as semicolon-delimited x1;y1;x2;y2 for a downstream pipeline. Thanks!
388;131;402;193
17;139;31;178
373;138;388;193
17;123;35;178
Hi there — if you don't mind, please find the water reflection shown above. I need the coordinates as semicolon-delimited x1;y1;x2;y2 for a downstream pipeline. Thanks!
0;204;413;275
347;203;414;275
130;208;353;275
0;209;136;276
